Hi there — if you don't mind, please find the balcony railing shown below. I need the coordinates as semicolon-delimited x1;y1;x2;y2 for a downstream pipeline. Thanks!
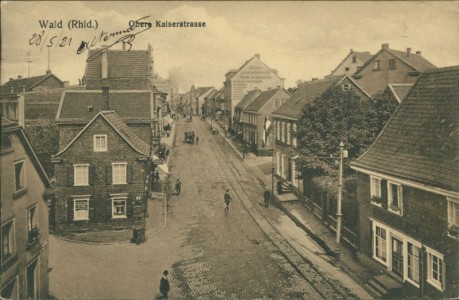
26;227;41;249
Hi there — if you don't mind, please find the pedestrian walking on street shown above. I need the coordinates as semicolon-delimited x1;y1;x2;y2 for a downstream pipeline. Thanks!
175;179;182;195
224;189;232;214
263;187;271;208
159;270;170;299
196;136;199;144
155;169;160;181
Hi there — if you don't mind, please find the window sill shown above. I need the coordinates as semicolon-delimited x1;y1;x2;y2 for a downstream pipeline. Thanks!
426;278;444;292
372;68;381;71
388;207;402;216
112;215;127;219
370;201;382;208
73;218;90;221
372;255;388;267
112;182;128;185
74;184;89;187
12;187;28;199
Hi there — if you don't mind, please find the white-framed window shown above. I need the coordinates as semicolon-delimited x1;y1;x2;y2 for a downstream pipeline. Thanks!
14;159;26;192
287;123;291;145
112;163;127;184
447;198;459;236
276;152;280;175
388;181;403;215
112;198;127;218
1;219;15;263
74;164;89;186
426;247;445;291
276;121;280;141
373;60;380;70
370;176;382;197
93;134;107;152
342;83;351;91
282;122;286;143
292;123;297;147
407;242;420;285
374;225;387;264
27;205;38;232
73;198;89;221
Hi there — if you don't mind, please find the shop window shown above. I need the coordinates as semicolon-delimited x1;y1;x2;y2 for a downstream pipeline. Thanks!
112;198;127;218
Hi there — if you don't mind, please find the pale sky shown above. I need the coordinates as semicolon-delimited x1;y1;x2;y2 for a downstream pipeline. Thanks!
1;1;459;92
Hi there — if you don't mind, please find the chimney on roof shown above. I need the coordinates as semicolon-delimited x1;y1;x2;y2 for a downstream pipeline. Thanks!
406;48;411;57
101;46;108;79
312;78;319;81
350;48;353;52
17;75;22;79
381;43;389;50
255;54;260;59
102;86;110;110
416;50;422;56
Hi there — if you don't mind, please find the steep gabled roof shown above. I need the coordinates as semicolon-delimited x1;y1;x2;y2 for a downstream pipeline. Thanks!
385;83;414;103
235;89;261;109
196;87;214;97
54;111;150;157
83;49;151;79
355;47;436;75
205;89;219;100
1;73;63;94
245;88;283;112
272;76;344;119
2;119;52;187
330;49;373;75
56;90;153;122
352;66;459;192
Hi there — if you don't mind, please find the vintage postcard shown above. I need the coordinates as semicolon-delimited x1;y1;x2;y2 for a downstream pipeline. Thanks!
1;1;458;299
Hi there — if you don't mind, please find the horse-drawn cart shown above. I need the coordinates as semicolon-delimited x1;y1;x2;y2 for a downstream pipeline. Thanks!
184;131;195;144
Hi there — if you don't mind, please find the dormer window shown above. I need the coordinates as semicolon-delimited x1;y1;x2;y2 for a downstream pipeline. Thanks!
94;134;107;152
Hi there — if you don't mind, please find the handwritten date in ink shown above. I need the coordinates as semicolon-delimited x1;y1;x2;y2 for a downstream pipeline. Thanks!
29;31;72;49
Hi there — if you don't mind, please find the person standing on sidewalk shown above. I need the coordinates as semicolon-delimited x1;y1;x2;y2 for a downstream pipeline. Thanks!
263;187;271;208
196;136;199;145
159;270;170;299
175;179;182;195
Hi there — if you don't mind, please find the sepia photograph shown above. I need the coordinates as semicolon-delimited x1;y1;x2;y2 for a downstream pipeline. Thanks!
1;1;458;299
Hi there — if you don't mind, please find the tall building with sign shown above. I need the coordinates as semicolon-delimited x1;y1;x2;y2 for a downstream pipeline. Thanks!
222;54;284;131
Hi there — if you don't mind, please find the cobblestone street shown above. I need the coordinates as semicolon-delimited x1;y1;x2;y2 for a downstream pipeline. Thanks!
49;118;360;299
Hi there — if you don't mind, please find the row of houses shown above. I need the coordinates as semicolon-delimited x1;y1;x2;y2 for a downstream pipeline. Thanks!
193;44;457;298
1;45;176;298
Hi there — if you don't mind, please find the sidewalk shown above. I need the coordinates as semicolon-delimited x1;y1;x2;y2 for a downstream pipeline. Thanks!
207;119;376;296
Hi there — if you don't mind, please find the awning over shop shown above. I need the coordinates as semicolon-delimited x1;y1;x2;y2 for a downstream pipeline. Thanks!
163;115;174;125
152;155;169;173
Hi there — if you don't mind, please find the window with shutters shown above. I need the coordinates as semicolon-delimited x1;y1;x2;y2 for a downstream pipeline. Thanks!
112;163;127;184
74;164;89;186
1;219;15;263
93;134;107;152
387;181;403;215
73;198;89;220
112;198;127;218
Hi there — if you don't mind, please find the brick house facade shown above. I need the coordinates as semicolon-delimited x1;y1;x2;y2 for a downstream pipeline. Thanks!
351;66;459;297
51;111;151;232
353;43;436;96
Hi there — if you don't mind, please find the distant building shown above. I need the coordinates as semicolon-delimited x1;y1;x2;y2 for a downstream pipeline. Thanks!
55;88;155;150
203;89;219;118
351;66;459;298
1;71;64;94
271;75;370;197
234;89;262;133
1;118;53;299
326;48;373;78
195;87;215;116
353;43;436;95
241;87;290;156
82;45;153;90
51;110;152;233
222;54;284;131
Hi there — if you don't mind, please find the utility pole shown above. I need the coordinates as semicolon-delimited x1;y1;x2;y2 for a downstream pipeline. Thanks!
336;141;344;244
